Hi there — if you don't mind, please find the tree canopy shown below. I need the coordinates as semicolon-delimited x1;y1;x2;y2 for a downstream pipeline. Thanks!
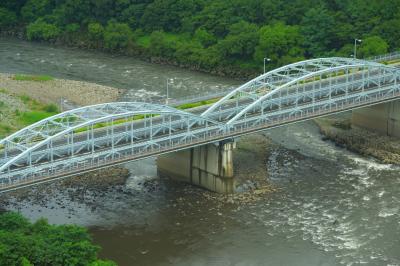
0;0;398;74
0;211;115;266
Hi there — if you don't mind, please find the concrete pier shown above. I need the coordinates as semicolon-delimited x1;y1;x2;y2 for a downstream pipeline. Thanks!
157;140;236;193
352;100;400;137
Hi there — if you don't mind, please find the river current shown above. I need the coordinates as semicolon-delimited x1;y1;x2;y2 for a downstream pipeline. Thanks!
1;38;399;266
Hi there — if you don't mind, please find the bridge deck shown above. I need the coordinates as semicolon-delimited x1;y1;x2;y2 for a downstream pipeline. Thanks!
1;55;400;192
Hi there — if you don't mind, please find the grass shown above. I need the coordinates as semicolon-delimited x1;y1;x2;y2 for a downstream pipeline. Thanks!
385;59;400;65
6;94;60;127
19;111;58;125
13;74;54;82
0;123;13;139
136;35;151;48
177;99;219;110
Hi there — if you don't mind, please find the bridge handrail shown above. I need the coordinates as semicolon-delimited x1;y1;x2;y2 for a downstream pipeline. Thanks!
2;54;400;190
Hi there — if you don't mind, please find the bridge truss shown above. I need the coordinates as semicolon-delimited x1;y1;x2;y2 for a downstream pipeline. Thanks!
1;57;400;191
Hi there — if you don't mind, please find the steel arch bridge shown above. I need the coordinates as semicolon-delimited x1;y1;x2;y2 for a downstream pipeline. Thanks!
1;57;400;191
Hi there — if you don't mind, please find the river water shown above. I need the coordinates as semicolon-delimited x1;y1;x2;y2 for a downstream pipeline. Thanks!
1;38;400;266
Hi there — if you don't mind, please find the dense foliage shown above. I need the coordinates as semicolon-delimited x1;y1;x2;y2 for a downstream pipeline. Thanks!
0;211;115;266
0;0;399;74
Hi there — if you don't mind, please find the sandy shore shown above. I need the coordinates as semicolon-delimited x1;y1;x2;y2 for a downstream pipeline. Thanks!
0;73;125;106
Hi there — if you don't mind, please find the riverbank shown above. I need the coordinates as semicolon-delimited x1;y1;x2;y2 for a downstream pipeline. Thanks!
0;73;125;106
0;72;125;137
0;73;131;196
316;115;400;164
0;33;257;80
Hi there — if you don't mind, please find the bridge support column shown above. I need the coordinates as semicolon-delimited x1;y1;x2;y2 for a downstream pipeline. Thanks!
157;140;236;193
352;100;400;137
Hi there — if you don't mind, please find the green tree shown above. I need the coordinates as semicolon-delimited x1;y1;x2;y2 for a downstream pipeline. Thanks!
215;20;259;60
148;30;177;57
254;23;304;70
358;36;389;58
175;40;203;66
185;1;239;37
21;0;54;22
88;22;104;40
0;0;28;14
301;6;336;56
65;23;80;33
337;44;354;58
0;212;115;265
26;19;61;41
141;0;201;32
193;28;216;47
372;19;400;50
103;21;133;50
0;7;17;28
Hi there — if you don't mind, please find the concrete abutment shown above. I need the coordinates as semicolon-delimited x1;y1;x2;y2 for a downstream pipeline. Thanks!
352;100;400;137
157;140;236;193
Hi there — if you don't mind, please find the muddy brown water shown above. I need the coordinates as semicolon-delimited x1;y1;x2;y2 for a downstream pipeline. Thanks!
1;38;400;266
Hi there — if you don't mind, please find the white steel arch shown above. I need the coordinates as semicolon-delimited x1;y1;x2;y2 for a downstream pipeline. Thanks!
201;57;384;119
226;63;399;125
0;102;224;180
2;57;400;191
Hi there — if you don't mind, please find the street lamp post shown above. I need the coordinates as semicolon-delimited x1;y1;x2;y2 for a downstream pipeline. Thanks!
166;78;174;105
264;58;271;74
354;39;362;59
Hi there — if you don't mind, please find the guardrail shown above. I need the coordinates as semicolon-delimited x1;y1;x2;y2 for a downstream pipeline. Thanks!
368;51;400;63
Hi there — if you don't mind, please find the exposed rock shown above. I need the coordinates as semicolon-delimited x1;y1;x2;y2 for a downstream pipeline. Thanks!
0;73;125;106
316;116;400;164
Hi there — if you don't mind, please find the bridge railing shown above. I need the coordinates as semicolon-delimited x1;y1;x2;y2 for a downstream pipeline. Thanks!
368;51;400;63
3;81;400;191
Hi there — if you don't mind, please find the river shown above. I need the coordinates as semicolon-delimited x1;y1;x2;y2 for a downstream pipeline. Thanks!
1;38;400;266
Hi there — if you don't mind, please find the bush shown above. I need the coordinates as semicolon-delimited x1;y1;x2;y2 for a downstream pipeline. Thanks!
0;212;116;265
26;19;60;41
21;0;53;23
148;31;177;57
194;28;217;47
65;23;80;33
103;21;133;50
88;22;104;40
43;103;58;113
358;36;389;58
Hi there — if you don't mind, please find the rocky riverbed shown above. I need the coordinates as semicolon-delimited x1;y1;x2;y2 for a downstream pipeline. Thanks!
0;72;277;214
0;73;125;106
316;115;400;164
0;167;130;212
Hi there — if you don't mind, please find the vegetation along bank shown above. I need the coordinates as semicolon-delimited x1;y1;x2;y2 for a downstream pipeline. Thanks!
1;0;398;78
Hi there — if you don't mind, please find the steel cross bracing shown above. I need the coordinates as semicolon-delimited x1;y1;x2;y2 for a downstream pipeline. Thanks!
1;57;400;191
